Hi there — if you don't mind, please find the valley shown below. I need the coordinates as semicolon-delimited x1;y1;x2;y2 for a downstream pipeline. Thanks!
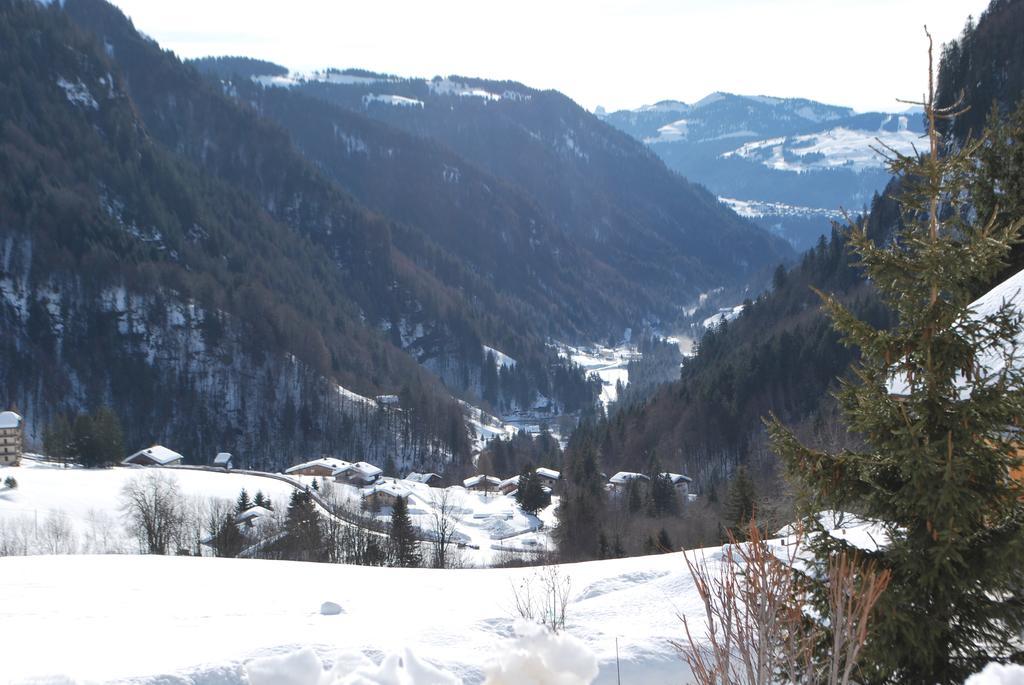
2;0;1023;682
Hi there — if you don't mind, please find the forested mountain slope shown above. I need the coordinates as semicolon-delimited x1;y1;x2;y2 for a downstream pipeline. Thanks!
241;67;794;314
0;0;479;466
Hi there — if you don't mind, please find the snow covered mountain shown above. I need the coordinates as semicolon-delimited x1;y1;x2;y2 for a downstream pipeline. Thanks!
601;93;926;249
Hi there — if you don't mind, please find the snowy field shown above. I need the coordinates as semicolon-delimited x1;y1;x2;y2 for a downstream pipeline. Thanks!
0;550;699;684
0;459;301;553
0;459;556;566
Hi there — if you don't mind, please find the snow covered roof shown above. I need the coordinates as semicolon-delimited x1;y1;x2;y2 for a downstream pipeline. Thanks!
0;411;22;429
235;506;274;523
123;445;184;466
463;474;501;488
887;267;1024;398
406;472;440;484
534;467;560;481
498;475;521;490
213;452;232;465
334;461;382;478
284;457;351;474
609;471;650;485
366;482;409;499
662;472;693;484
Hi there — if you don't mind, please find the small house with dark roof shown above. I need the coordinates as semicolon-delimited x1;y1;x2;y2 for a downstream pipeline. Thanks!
122;445;184;467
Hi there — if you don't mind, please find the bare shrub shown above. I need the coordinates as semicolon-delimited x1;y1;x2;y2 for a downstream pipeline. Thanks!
510;564;572;633
82;508;129;554
40;510;77;555
674;520;889;685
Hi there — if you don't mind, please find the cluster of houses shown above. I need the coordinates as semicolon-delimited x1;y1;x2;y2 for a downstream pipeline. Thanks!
608;471;693;496
120;445;235;470
284;457;384;485
462;467;562;496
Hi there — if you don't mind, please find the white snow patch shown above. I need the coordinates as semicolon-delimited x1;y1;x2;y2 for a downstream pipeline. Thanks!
702;305;745;329
722;126;922;173
482;345;516;369
56;77;98;110
363;93;424;108
966;663;1024;685
428;78;501;101
252;74;301;89
644;118;689;144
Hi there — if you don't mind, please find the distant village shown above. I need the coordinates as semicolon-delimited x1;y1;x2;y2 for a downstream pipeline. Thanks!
0;407;693;509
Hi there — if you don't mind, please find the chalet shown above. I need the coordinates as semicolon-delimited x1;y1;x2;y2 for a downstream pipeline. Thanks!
362;481;410;509
662;472;693;496
334;461;383;486
213;452;233;470
376;394;400;408
498;475;521;496
122;445;184;467
235;505;274;528
535;467;561;489
463;474;501;492
608;471;649;491
406;472;442;486
0;411;23;466
285;457;352;478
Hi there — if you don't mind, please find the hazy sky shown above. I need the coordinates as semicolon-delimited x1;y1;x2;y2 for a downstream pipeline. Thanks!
109;0;990;113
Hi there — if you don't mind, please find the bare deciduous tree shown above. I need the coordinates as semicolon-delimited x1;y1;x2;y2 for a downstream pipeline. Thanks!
120;472;186;555
428;488;462;569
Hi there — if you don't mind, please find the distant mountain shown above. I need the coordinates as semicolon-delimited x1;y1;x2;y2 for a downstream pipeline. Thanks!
600;92;926;250
198;65;793;319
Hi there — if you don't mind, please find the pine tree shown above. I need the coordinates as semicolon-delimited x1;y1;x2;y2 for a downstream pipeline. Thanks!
388;495;420;568
767;37;1024;684
648;468;680;516
722;465;756;539
235;488;252;515
515;465;551;515
212;512;244;558
90;407;124;467
284;490;323;561
72;413;96;467
253;490;267;508
42;414;74;466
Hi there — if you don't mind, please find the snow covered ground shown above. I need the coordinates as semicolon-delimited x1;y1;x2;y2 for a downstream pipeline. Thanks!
0;459;300;553
721;121;920;174
0;459;556;566
0;550;698;684
557;343;638;406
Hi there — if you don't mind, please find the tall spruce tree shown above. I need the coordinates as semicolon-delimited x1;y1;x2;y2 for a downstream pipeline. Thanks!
388;495;420;568
515;465;551;515
722;465;756;540
767;36;1024;684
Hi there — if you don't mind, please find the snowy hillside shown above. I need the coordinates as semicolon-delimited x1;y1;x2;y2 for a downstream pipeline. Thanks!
0;550;697;683
0;459;556;566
